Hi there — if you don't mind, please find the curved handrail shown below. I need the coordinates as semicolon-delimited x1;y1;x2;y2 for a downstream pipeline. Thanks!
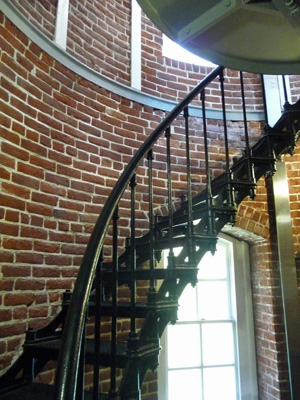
54;65;224;399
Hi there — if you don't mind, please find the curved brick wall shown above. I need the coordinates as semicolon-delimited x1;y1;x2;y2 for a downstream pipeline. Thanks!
1;3;300;400
9;0;57;40
6;0;266;109
0;9;261;368
6;0;300;105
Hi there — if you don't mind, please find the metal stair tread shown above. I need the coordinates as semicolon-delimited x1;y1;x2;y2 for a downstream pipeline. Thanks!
23;338;129;364
0;383;107;400
90;300;179;317
101;266;198;280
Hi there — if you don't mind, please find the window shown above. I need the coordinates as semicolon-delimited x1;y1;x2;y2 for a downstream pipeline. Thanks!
162;35;215;67
158;234;258;400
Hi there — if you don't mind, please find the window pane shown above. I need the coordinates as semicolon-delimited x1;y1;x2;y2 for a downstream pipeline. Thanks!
198;282;230;319
163;34;215;67
202;323;235;366
178;284;197;321
203;366;236;400
198;245;228;280
168;324;201;368
168;369;202;400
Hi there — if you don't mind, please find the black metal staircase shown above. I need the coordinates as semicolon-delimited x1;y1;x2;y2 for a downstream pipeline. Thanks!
0;66;300;400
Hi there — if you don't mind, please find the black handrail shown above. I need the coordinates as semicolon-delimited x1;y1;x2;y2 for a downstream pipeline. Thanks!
54;65;224;400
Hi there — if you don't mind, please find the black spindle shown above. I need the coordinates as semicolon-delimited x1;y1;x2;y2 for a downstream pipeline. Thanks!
147;150;156;303
183;107;196;265
201;89;215;237
109;208;119;398
240;71;256;199
282;75;290;109
166;127;176;300
129;175;137;339
260;75;276;175
93;249;103;400
220;69;235;223
166;127;174;265
220;69;230;172
260;74;269;126
77;317;87;400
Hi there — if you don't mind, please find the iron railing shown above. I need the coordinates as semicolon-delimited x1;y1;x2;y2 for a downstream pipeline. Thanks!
54;65;225;399
53;66;299;399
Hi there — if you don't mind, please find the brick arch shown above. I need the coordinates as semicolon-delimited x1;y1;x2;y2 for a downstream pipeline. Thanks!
234;175;273;240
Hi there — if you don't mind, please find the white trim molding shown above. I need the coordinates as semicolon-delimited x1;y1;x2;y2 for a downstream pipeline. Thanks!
54;0;69;50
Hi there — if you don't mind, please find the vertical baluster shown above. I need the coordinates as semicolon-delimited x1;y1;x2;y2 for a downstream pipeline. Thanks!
147;150;156;303
129;174;137;340
93;249;103;400
166;127;174;263
76;317;87;399
240;71;256;199
220;69;230;175
166;127;176;300
282;75;290;109
281;75;296;155
260;74;269;126
146;150;160;344
127;174;141;400
220;69;236;224
201;89;215;238
260;75;276;175
183;107;196;265
109;208;119;398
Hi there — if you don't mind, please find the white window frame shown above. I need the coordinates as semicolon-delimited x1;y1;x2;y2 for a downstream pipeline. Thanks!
131;0;142;90
158;233;258;400
263;75;291;126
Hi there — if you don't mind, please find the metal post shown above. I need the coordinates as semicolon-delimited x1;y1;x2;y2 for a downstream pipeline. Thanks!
109;208;119;398
147;149;157;302
129;175;137;338
272;161;300;400
183;106;196;265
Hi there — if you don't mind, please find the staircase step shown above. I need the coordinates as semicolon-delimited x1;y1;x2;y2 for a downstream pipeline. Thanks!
89;300;179;318
99;267;199;302
0;383;106;400
23;339;129;368
273;101;300;132
101;266;198;282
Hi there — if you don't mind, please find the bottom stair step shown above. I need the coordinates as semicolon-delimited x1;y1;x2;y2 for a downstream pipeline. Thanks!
0;383;107;400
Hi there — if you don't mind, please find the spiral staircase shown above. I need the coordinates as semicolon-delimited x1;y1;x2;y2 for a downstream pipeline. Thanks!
0;65;299;400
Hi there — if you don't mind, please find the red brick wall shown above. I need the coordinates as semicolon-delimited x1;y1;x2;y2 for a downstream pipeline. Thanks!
7;0;269;107
1;4;300;400
7;0;300;105
67;0;131;85
236;174;291;399
9;0;57;40
0;12;153;372
289;76;300;104
9;0;300;106
234;141;300;400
